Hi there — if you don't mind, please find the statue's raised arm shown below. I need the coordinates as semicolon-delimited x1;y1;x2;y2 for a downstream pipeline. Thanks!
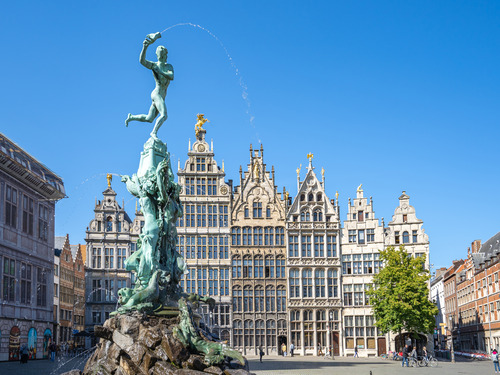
125;32;173;139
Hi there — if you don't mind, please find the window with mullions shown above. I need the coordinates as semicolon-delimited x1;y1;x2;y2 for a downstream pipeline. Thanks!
22;194;34;235
276;256;285;278
348;230;356;243
302;268;313;297
266;206;271;218
253;227;263;246
208;268;218;296
253;201;262;218
196;157;206;171
197;237;207;259
106;217;113;232
244;320;254;347
327;269;338;297
104;248;114;268
20;263;31;305
403;231;410;244
353;254;362;274
186;268;196;294
196;178;206;195
196;205;206;227
354;284;364;306
185;205;195;227
220;268;229;296
117;248;126;269
207;205;217;227
233;288;242;313
277;286;286;311
197;268;207;296
243;287;253;312
255;287;264;312
264;227;274;245
243;256;252;278
242;227;252;245
301;235;312;257
265;287;275;312
207;178;217;195
313;210;323;222
5;185;18;228
231;227;241;245
266;320;276;347
185;178;195;195
304;310;314;348
301;211;310;222
256;320;265;347
38;204;49;241
342;255;352;274
185;236;195;258
344;316;354;349
290;311;302;347
233;320;243;346
3;257;15;302
219;236;229;259
275;227;285;245
208;236;218;259
358;229;365;244
265;256;275;278
36;267;47;307
254;256;263;278
289;235;299;257
315;268;325;297
314;235;324;257
327;235;337;257
92;248;101;268
412;230;418;243
367;228;375;242
374;253;382;274
343;284;353;306
289;269;300;297
219;205;228;227
363;254;373;274
232;257;241;278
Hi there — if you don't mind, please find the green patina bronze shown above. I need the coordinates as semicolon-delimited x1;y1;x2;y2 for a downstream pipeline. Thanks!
174;297;246;366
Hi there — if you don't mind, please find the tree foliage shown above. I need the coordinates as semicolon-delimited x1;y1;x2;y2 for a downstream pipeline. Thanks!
367;246;438;336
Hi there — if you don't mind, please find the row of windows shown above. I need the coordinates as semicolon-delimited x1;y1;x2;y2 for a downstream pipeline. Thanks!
179;204;229;227
232;256;285;279
342;284;373;306
289;268;339;299
232;227;285;246
96;216;125;233
394;230;418;244
4;185;49;240
241;202;273;219
342;253;382;275
290;310;339;348
232;287;287;313
178;236;229;260
233;319;286;348
91;248;128;269
90;279;127;302
182;267;230;297
348;229;376;244
2;257;47;306
288;235;337;258
184;177;219;195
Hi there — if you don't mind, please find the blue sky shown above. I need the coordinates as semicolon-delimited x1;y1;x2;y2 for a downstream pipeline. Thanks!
1;1;499;271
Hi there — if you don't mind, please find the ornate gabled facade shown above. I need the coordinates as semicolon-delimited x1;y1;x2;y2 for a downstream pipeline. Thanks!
286;156;341;356
176;126;232;342
231;144;287;355
341;186;386;356
385;191;430;269
84;177;141;339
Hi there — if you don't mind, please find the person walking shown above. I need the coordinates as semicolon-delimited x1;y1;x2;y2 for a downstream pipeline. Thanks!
49;342;57;362
290;342;295;357
259;346;264;363
354;346;359;358
492;348;499;373
402;344;409;367
318;342;323;356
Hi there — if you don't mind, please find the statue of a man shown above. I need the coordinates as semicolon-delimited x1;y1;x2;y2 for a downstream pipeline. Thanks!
126;33;174;139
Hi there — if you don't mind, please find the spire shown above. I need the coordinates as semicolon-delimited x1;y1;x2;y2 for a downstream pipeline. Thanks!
306;152;314;170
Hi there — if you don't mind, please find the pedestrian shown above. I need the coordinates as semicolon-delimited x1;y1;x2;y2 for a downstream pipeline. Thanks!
259;346;264;363
318;342;323;356
283;343;287;357
492;348;499;373
20;344;29;364
290;342;295;357
402;344;409;367
422;346;428;364
354;345;359;358
50;341;57;361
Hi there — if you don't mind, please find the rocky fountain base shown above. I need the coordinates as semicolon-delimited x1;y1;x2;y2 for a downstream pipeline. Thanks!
63;312;251;375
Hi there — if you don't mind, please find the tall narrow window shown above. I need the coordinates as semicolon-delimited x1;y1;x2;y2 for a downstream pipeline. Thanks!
36;267;47;307
301;235;312;257
22;194;34;235
395;231;400;244
412;230;418;243
3;257;15;302
314;235;324;257
20;263;31;304
289;269;300;297
302;269;313;297
327;235;337;257
253;202;262;218
358;211;364;222
358;229;365;244
315;269;325;297
106;217;113;232
38;205;48;241
289;235;299;257
5;185;18;228
403;231;409;244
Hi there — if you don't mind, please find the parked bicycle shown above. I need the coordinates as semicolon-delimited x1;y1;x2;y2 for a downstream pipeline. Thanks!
418;354;438;367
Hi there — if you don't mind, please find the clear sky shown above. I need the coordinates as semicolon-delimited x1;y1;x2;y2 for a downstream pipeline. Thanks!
1;1;499;271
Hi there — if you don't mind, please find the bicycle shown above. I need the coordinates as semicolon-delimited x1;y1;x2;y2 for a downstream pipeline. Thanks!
409;357;419;367
418;355;438;367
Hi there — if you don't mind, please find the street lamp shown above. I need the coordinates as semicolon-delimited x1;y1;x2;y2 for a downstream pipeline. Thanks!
449;316;455;363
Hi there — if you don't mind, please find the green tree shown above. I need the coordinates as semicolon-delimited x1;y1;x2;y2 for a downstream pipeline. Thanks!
367;246;438;341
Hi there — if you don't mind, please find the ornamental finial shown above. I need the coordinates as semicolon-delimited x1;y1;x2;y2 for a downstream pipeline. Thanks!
107;174;112;188
307;153;314;163
195;114;209;138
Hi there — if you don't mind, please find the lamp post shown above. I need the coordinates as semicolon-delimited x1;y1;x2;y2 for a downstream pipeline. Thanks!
449;316;455;363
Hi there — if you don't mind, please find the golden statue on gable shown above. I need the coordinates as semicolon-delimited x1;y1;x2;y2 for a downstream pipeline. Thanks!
195;114;209;138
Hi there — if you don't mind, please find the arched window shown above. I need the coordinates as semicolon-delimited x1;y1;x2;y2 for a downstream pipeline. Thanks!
277;286;286;312
253;227;263;246
255;286;264;312
266;286;276;312
308;193;314;202
232;256;241;278
244;320;254;347
304;310;314;348
276;256;285;278
403;231;410;244
243;227;252;246
313;210;323;222
300;194;305;202
233;320;243;346
327;269;338;298
243;286;253;312
315;269;325;298
221;329;230;345
302;269;313;297
266;320;276;348
317;193;322;201
243;255;252;278
290;313;301;348
264;227;274;245
256;320;265;347
265;256;275;278
254;255;263;278
289;269;300;297
233;287;242;312
231;227;241;246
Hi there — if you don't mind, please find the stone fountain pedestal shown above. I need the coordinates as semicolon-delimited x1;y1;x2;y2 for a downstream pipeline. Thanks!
63;313;252;375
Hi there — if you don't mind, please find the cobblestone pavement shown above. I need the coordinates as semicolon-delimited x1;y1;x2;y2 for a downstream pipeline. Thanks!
0;353;492;375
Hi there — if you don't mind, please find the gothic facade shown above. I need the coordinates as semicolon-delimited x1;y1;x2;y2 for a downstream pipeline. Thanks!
230;145;287;355
286;157;342;356
176;127;232;342
84;178;142;338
